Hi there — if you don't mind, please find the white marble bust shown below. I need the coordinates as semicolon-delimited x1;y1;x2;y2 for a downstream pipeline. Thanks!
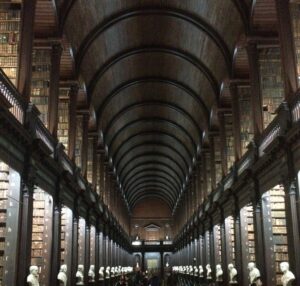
111;266;115;277
199;265;204;277
216;264;223;281
194;265;198;276
248;262;261;285
99;266;104;281
76;264;84;285
27;265;39;286
280;262;295;286
105;266;111;279
189;265;193;275
228;263;237;283
88;264;95;282
206;264;212;280
57;264;67;286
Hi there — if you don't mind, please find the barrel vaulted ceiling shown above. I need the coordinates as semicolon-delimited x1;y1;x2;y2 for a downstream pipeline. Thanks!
62;0;246;211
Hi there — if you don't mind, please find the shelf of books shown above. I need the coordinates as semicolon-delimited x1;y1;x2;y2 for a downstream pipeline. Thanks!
225;114;235;171
78;217;86;267
225;216;235;264
259;48;284;129
213;224;222;265
75;116;83;170
238;86;253;155
0;161;20;286
290;1;300;85
213;137;222;184
57;88;70;152
31;188;53;286
0;3;21;86
204;153;212;196
60;206;72;282
31;49;51;127
264;185;289;286
87;138;93;184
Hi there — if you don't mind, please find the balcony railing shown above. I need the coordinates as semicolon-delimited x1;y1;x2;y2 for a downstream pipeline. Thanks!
291;94;300;123
0;68;26;123
35;117;56;156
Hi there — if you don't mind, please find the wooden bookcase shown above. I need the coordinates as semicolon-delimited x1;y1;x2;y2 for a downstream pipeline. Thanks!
30;49;51;126
225;216;235;264
225;114;235;171
75;116;83;170
0;2;21;86
90;226;96;267
262;186;289;286
213;224;222;265
0;161;20;286
213;137;222;184
87;138;93;184
31;188;53;286
60;206;73;282
57;88;70;152
259;48;284;129
238;86;253;155
205;231;211;265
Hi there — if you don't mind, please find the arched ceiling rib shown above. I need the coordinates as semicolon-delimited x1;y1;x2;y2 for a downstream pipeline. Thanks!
63;1;244;209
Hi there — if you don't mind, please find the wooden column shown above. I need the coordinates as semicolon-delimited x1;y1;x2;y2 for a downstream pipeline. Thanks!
221;218;229;284
247;42;264;137
71;208;79;285
92;136;98;190
81;114;89;177
95;226;100;283
48;43;63;137
276;0;298;101
230;84;242;160
202;154;208;199
218;112;228;177
49;182;62;285
17;0;37;101
68;84;79;161
16;163;35;285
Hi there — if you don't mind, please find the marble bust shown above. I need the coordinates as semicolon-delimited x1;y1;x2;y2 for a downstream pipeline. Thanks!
57;264;67;286
199;265;204;277
76;264;84;285
88;264;95;282
99;266;104;281
206;264;212;280
216;264;223;281
27;265;39;286
280;262;295;286
189;265;193;275
248;262;261;285
194;265;198;276
228;263;238;283
111;267;115;277
105;266;111;279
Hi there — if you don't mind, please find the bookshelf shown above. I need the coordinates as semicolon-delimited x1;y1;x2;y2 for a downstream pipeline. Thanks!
87;138;93;184
225;114;235;171
75;116;83;170
214;137;222;183
264;185;289;286
31;188;53;286
30;49;51;127
290;1;300;85
57;88;70;152
226;216;235;264
242;204;256;263
238;86;254;155
0;4;21;85
205;153;212;196
60;206;72;279
205;231;211;265
213;224;222;265
78;218;86;265
90;226;96;267
259;48;284;129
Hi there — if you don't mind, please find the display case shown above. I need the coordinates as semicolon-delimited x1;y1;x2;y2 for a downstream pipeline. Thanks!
30;49;51;126
31;188;53;286
258;48;284;129
0;161;21;286
60;206;73;283
0;2;21;85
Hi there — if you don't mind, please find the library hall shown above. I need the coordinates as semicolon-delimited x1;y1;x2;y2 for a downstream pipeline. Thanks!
0;0;300;285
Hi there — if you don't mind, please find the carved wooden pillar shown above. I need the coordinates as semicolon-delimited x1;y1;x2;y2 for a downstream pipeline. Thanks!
17;0;37;101
68;84;79;161
95;225;100;284
49;178;62;285
48;43;63;137
16;160;35;285
247;42;264;137
230;84;242;160
276;0;298;101
71;205;79;285
92;136;98;190
218;112;228;177
209;136;216;190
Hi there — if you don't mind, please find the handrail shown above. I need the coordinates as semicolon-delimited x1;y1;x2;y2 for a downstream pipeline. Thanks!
35;117;56;156
0;68;26;124
291;94;300;123
61;151;74;175
236;147;254;176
